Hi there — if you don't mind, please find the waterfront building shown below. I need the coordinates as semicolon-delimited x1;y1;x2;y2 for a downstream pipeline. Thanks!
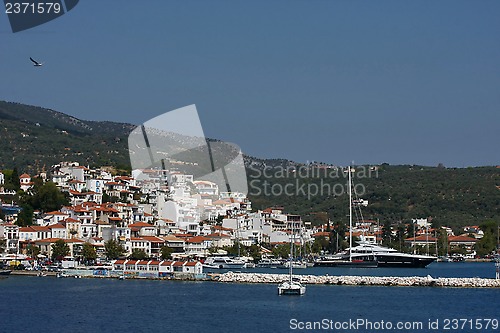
35;238;85;258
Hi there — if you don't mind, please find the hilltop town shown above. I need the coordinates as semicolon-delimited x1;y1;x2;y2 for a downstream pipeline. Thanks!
0;161;492;270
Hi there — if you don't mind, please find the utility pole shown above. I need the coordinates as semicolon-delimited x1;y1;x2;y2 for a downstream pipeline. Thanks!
496;256;500;280
426;223;429;256
496;223;499;280
348;166;352;262
413;223;416;255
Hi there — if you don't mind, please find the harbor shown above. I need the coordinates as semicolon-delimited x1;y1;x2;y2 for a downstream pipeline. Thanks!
6;261;500;288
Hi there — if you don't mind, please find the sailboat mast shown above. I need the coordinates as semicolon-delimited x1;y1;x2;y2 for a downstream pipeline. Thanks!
348;166;353;262
289;233;293;282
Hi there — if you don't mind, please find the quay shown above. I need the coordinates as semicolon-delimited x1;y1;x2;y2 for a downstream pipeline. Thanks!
214;272;500;288
10;271;57;277
6;270;500;288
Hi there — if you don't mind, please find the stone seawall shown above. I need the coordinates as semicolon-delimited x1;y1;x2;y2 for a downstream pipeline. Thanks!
214;272;500;288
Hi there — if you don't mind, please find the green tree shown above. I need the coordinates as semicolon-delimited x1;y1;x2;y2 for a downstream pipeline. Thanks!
4;168;20;192
16;204;34;226
272;244;290;259
129;249;148;260
475;220;499;257
215;215;224;226
381;220;393;246
81;242;97;264
160;246;173;260
311;236;329;254
104;239;125;260
31;181;69;213
26;244;40;258
51;239;70;261
247;244;261;261
436;229;449;256
0;239;6;254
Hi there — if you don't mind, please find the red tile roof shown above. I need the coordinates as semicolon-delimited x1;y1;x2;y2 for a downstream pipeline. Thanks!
184;261;199;267
405;235;438;242
128;222;153;228
36;237;84;243
141;236;164;243
206;233;231;238
312;231;330;237
46;211;68;215
213;225;233;231
186;236;209;243
448;235;478;243
48;223;66;229
131;237;148;242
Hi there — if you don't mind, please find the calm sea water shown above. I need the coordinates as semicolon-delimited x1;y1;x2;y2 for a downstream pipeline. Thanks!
221;261;500;279
1;263;499;333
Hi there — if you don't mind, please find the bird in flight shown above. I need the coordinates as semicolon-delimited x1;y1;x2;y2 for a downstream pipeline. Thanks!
30;57;43;67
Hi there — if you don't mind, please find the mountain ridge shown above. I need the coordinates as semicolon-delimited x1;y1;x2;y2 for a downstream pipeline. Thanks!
1;100;499;229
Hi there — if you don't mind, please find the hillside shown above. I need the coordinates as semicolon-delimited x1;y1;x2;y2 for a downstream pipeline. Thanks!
247;164;500;229
0;101;134;172
1;101;499;228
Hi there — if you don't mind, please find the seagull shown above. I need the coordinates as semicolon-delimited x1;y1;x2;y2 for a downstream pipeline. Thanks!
30;57;43;67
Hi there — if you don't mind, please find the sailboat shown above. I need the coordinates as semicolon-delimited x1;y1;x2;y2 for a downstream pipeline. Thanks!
314;166;378;268
281;233;307;269
278;233;306;295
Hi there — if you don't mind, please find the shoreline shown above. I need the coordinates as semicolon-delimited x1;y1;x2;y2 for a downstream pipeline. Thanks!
8;270;500;288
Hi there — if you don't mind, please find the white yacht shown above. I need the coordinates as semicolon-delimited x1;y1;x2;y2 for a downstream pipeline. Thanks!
282;260;307;269
203;256;246;269
278;278;306;295
257;257;282;268
349;242;436;268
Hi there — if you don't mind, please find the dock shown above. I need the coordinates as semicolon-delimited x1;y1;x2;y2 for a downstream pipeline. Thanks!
6;270;500;288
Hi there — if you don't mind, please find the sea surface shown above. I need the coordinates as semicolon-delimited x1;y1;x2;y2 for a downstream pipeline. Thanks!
1;262;500;333
214;261;500;279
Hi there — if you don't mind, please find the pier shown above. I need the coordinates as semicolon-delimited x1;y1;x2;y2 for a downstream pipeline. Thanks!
214;272;500;288
7;270;500;288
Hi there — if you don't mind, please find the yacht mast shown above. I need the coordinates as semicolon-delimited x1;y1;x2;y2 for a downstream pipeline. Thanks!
289;232;293;282
348;166;353;262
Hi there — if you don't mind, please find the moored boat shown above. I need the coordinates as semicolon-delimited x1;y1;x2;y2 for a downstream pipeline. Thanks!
315;167;436;269
203;256;246;269
281;260;308;269
315;242;436;268
349;242;436;268
278;233;306;295
257;256;282;268
278;278;306;295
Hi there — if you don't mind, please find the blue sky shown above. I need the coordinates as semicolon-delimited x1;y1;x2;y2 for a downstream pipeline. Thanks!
1;0;499;167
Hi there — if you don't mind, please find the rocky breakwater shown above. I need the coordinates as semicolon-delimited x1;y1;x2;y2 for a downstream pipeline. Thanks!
215;272;500;288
